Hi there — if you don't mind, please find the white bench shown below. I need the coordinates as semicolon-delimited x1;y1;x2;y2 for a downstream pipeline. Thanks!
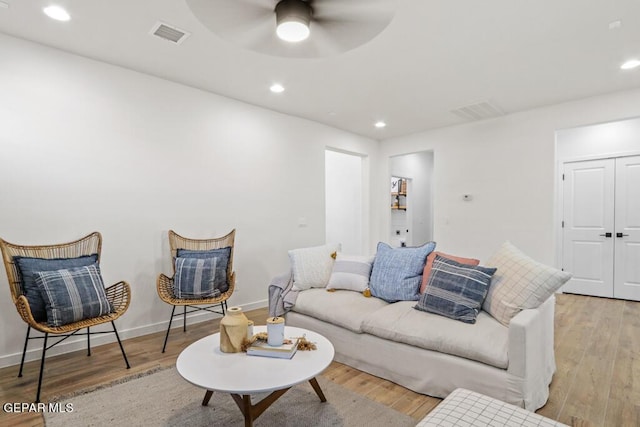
417;388;568;427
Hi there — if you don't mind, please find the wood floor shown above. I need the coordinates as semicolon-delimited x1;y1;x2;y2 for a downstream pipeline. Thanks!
0;293;637;426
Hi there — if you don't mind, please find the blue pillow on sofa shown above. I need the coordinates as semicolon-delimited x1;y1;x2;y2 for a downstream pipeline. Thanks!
415;255;497;324
14;254;100;322
35;264;113;327
369;241;436;302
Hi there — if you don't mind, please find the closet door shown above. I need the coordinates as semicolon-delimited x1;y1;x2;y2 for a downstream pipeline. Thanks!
562;159;615;297
613;156;640;300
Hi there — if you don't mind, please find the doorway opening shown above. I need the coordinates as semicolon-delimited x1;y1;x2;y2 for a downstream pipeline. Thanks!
389;151;434;247
325;149;365;255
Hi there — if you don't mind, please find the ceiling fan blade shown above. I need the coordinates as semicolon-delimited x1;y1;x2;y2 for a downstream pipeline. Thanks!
311;0;396;23
186;0;273;37
186;0;398;58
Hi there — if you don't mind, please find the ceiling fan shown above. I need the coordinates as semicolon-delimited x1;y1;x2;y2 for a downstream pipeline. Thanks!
185;0;397;58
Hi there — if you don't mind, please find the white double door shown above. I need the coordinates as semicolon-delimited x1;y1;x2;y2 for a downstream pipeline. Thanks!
562;156;640;301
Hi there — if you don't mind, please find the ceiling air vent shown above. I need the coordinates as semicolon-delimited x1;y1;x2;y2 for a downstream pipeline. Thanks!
150;22;190;45
450;101;505;121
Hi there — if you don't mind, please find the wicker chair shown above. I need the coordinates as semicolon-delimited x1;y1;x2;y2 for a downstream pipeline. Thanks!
157;229;236;352
0;232;131;403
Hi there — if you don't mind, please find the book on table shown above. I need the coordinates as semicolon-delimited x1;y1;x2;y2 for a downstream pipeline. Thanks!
246;338;299;359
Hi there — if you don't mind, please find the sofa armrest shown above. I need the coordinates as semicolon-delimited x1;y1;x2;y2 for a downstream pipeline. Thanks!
507;294;556;409
507;294;555;377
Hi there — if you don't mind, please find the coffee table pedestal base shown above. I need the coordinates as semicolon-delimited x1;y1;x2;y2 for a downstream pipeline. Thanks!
202;377;326;427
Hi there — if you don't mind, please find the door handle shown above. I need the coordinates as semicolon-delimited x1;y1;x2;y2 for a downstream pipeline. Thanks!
616;232;629;238
599;232;612;238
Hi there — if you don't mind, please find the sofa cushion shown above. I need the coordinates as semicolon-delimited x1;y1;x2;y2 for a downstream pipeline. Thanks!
35;264;113;327
288;243;340;290
416;256;496;324
326;253;374;293
362;301;509;369
483;242;571;326
14;254;100;322
369;241;436;303
291;288;388;333
420;251;480;293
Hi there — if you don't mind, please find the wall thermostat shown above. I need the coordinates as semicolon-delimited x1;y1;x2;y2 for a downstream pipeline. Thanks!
463;194;473;201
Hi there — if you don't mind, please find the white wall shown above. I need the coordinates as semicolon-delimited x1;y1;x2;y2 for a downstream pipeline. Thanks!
378;89;640;265
0;34;378;367
325;149;364;255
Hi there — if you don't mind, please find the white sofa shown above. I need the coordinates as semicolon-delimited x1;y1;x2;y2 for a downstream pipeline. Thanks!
285;288;556;411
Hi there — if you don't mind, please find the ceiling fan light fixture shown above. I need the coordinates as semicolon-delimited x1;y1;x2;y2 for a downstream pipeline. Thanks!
275;0;312;43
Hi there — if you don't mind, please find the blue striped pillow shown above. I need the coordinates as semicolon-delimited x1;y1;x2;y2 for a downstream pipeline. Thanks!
370;241;436;302
415;255;497;324
14;254;99;322
174;256;227;299
35;264;113;327
326;253;374;292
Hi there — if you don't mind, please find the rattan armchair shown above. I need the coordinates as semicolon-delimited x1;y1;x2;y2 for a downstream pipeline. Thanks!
0;232;131;403
157;229;236;352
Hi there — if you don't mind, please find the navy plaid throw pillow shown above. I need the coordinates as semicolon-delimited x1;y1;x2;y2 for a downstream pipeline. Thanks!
415;255;497;324
14;254;99;322
35;264;113;327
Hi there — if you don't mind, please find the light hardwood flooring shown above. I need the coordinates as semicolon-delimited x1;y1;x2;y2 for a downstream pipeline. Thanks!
0;293;637;426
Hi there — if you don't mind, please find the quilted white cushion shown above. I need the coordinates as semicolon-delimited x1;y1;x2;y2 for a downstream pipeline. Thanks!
483;242;571;326
288;243;340;290
417;388;568;427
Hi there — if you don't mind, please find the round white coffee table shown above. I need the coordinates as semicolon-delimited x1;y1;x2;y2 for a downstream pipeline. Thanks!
176;326;335;427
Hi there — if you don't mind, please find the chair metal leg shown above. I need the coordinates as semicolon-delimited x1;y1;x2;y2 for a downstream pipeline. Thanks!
111;321;130;369
18;325;31;378
35;333;48;403
162;306;176;353
183;306;187;332
87;326;91;356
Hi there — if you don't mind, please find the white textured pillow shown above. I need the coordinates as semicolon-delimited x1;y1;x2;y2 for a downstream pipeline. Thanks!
326;253;374;293
483;242;571;326
288;243;341;290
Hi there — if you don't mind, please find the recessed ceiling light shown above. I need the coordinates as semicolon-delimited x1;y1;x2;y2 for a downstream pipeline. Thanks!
374;121;387;128
608;20;622;30
621;59;640;70
270;83;285;93
43;5;71;21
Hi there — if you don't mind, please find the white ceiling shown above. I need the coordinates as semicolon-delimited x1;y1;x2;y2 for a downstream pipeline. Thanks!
1;0;640;139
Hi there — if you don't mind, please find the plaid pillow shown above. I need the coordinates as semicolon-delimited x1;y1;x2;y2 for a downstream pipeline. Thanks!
174;256;227;299
483;242;571;326
35;264;112;327
415;255;497;324
175;247;231;296
15;254;100;322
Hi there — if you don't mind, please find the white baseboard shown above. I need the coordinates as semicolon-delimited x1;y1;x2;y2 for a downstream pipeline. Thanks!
0;299;268;369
